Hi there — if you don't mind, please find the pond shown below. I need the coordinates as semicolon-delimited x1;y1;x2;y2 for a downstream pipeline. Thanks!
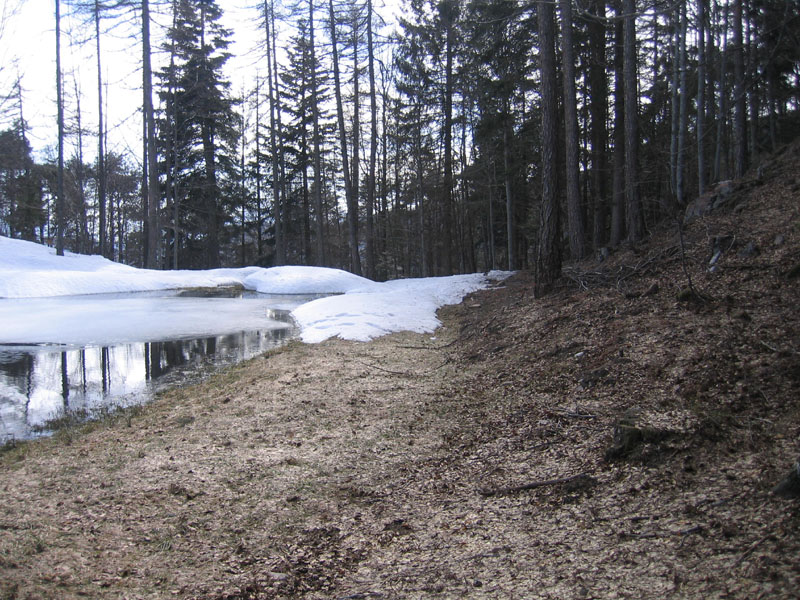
0;290;320;442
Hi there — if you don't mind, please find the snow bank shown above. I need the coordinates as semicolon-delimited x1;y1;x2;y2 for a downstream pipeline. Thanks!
0;235;510;343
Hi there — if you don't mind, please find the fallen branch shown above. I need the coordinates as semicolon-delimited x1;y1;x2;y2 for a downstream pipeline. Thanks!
480;473;594;497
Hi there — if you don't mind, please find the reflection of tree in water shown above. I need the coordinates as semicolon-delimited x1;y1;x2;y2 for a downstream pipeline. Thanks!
0;324;295;441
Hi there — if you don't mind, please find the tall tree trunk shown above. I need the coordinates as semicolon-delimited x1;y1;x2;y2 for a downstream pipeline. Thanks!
559;0;585;260
265;0;284;264
255;77;263;259
240;110;247;267
623;0;643;241
714;1;729;181
670;7;679;199
142;0;159;268
589;0;608;249
74;78;90;252
165;2;179;269
95;0;107;257
272;6;288;261
350;4;362;274
441;1;455;274
503;116;514;270
697;0;707;195
535;0;561;289
55;0;65;256
610;3;625;247
365;0;377;279
310;0;325;266
199;5;219;269
677;0;688;207
732;0;747;178
329;0;361;275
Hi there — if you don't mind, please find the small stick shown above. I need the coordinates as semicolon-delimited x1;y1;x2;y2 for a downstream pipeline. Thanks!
480;473;590;497
733;533;771;568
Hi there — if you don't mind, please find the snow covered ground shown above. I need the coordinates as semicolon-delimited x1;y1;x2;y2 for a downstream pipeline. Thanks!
0;236;509;344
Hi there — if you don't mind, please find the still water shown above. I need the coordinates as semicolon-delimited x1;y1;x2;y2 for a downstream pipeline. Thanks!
0;291;319;441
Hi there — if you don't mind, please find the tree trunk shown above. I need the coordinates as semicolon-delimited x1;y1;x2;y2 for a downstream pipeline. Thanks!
310;0;325;266
535;0;561;289
714;1;729;181
503;118;514;270
589;0;608;249
623;0;643;242
441;1;455;275
732;0;747;178
677;0;688;207
265;0;283;264
95;0;107;257
559;0;585;260
255;77;263;259
74;78;90;253
329;0;361;275
610;3;625;247
142;0;160;268
364;0;378;278
271;6;288;262
350;4;362;275
670;7;679;199
697;0;707;195
55;0;65;256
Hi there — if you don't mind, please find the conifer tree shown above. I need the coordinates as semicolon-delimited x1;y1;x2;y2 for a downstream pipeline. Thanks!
157;0;238;268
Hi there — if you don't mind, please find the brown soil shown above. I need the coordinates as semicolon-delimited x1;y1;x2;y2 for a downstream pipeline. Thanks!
2;141;800;599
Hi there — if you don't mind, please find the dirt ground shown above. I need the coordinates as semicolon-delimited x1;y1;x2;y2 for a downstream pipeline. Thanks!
2;141;800;599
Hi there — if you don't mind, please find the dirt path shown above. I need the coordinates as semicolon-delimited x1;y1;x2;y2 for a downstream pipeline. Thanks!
0;319;487;599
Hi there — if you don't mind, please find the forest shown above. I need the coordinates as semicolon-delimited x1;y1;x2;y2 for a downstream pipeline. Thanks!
0;0;798;284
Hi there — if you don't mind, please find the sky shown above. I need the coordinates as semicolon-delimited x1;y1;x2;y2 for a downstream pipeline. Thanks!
0;0;400;164
0;233;510;344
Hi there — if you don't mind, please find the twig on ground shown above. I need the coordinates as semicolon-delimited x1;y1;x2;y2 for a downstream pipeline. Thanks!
479;473;592;497
733;532;772;568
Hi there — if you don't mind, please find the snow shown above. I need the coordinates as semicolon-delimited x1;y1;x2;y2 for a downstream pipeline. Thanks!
0;235;510;343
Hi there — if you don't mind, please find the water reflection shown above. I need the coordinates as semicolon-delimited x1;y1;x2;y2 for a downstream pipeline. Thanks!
0;326;294;442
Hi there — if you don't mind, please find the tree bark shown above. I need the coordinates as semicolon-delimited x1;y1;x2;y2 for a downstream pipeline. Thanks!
714;1;729;181
623;0;643;242
677;0;688;207
365;0;377;279
55;0;65;256
535;0;561;289
589;0;608;249
95;0;107;257
441;0;455;275
310;0;325;266
142;0;160;268
559;0;585;260
329;0;361;275
697;0;707;195
610;3;625;247
265;0;284;264
350;3;362;275
732;0;747;179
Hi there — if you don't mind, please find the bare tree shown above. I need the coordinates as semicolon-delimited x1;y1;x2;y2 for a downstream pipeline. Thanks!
142;0;159;268
55;0;66;256
328;0;361;275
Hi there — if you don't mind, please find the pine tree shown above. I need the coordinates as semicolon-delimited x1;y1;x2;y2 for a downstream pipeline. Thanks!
157;0;238;269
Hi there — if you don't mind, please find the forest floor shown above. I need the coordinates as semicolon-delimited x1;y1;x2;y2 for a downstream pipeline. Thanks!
2;141;800;600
